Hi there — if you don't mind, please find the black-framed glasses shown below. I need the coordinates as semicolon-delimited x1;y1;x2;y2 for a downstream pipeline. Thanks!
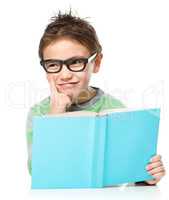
40;52;97;73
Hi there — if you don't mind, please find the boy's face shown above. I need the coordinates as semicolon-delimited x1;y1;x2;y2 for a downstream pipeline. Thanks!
43;38;102;102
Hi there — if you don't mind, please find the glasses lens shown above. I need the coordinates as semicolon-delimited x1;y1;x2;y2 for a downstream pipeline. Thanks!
44;61;61;73
69;59;86;71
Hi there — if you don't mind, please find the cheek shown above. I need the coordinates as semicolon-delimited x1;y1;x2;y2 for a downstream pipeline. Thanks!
78;72;91;87
79;65;93;83
46;73;59;82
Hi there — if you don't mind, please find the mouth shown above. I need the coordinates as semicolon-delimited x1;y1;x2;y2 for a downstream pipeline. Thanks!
58;81;79;85
57;82;79;89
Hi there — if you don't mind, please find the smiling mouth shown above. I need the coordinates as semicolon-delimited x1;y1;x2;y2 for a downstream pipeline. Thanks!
58;82;79;85
57;82;79;89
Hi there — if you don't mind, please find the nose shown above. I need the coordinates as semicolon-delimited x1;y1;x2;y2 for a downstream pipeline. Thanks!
60;64;73;81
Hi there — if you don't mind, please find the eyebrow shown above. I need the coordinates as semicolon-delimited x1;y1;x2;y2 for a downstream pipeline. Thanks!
44;56;87;62
68;56;87;59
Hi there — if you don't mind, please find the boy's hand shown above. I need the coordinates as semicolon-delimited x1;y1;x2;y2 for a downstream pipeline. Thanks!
145;154;166;185
48;77;72;114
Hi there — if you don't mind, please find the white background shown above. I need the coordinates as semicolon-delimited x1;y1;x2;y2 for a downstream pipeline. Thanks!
0;0;168;200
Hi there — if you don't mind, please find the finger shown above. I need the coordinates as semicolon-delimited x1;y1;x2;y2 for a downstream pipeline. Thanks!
152;172;166;180
49;79;59;98
148;166;165;175
150;155;161;162
146;179;158;185
50;78;58;93
146;161;163;170
66;94;73;102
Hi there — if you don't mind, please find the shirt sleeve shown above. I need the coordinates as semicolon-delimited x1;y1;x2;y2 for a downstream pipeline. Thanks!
135;181;156;186
26;108;33;175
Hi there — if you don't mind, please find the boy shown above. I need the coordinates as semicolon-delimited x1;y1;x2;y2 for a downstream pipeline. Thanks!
26;10;165;186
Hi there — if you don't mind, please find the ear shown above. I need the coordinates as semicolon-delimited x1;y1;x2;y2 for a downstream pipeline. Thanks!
92;53;103;73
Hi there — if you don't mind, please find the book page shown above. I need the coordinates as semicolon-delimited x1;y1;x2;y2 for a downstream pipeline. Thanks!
45;110;97;118
99;107;160;116
44;107;160;118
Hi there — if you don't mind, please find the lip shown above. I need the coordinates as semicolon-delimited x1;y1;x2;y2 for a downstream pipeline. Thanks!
58;82;79;85
57;82;79;89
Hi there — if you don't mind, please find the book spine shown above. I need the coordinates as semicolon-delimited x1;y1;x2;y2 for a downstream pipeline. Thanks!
91;115;107;188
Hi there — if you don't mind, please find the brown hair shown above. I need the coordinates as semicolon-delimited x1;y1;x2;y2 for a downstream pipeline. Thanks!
38;10;102;60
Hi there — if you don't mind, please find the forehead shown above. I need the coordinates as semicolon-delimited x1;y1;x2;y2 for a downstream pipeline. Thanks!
43;38;90;60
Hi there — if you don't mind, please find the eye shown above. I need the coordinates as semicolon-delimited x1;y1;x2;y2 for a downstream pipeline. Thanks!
74;59;84;64
46;62;60;69
70;59;86;65
48;63;59;68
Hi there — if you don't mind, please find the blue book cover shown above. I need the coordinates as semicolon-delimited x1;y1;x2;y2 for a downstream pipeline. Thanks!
31;108;160;189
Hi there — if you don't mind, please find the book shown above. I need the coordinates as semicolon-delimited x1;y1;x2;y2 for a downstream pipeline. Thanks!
31;107;160;189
